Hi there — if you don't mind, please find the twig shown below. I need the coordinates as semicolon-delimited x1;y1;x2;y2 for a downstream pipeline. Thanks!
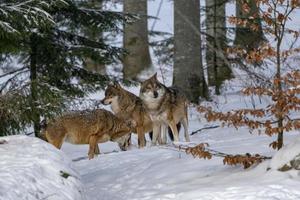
166;143;272;160
0;140;7;144
190;125;220;135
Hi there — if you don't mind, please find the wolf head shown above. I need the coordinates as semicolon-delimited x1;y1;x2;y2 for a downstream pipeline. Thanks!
101;82;122;105
140;73;165;100
110;118;136;141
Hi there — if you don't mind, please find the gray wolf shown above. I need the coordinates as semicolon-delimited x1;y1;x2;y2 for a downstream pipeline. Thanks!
42;109;135;159
140;73;190;144
101;82;153;149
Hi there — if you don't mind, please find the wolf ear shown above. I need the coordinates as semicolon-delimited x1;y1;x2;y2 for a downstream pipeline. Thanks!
112;81;122;89
151;72;158;80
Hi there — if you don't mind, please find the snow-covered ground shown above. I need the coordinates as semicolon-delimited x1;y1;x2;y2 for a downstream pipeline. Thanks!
59;100;300;200
0;136;85;200
1;104;300;200
1;1;300;199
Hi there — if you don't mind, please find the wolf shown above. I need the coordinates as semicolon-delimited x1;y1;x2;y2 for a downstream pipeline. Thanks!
101;82;153;149
140;73;190;145
41;109;135;159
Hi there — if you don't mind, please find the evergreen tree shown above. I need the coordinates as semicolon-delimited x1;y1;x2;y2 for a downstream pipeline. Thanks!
0;0;133;136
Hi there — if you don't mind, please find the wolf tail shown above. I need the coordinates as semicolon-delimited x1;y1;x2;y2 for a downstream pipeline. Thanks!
38;119;48;142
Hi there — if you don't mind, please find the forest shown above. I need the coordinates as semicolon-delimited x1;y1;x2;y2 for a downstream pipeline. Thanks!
0;0;300;200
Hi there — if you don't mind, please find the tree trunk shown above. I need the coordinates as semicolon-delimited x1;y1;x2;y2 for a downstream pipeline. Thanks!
173;0;208;103
30;34;41;138
234;0;265;51
84;57;106;75
84;0;106;75
123;0;152;80
205;0;233;95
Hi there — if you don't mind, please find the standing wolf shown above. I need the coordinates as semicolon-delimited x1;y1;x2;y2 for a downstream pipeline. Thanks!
101;83;153;149
140;73;190;144
42;109;135;159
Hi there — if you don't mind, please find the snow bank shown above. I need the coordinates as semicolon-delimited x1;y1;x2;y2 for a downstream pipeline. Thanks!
0;135;85;200
269;136;300;172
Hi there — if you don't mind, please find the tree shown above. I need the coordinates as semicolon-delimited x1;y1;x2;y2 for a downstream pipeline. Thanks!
0;0;133;136
182;0;300;166
201;0;300;150
173;0;208;103
0;1;62;38
123;0;152;80
80;0;106;75
205;0;233;95
234;0;265;52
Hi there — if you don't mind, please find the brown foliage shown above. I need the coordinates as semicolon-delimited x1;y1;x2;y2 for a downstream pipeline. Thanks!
223;154;265;169
182;143;270;169
184;143;212;160
199;70;300;148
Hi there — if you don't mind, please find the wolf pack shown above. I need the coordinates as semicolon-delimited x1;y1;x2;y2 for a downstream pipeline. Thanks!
42;73;190;159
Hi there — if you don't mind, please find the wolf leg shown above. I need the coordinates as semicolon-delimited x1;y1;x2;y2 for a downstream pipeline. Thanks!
88;135;98;159
160;125;168;144
50;134;65;149
52;139;64;149
169;121;180;142
181;117;190;142
152;124;161;146
167;123;181;141
137;128;146;148
94;144;100;155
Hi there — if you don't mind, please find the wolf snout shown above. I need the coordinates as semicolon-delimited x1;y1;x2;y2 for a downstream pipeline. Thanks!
100;98;109;105
153;91;158;98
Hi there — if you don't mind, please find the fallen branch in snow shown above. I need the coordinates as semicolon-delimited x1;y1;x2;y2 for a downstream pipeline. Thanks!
190;125;220;135
169;143;271;169
0;140;7;144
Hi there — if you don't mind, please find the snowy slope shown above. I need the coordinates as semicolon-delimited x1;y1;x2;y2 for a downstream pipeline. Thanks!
0;136;85;200
60;103;300;200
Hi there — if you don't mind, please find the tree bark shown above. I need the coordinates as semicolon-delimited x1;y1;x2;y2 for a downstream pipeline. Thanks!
30;34;41;138
205;0;233;95
173;0;208;103
123;0;152;80
234;0;265;51
84;0;106;75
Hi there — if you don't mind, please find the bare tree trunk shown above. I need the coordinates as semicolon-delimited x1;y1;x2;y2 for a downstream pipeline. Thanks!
84;0;106;75
234;0;265;51
173;0;208;103
30;34;41;138
206;0;233;95
84;57;106;75
123;0;152;80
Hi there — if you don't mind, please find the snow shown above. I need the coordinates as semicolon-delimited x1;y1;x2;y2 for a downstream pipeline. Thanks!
0;135;85;200
60;112;300;200
1;109;300;200
58;93;300;200
269;137;300;171
1;0;300;199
